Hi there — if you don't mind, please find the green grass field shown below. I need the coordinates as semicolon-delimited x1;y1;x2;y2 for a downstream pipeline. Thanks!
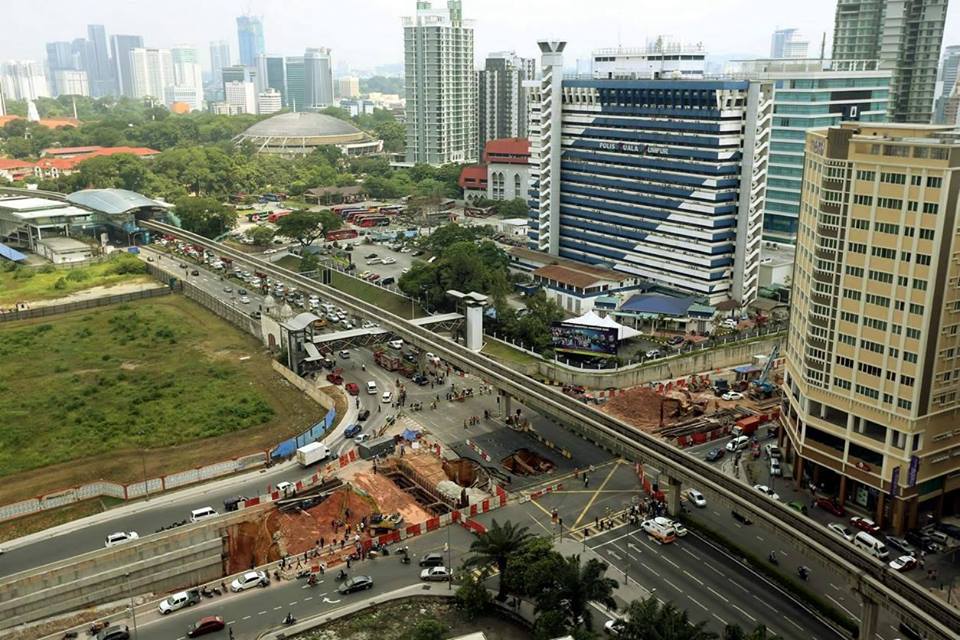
0;253;150;305
481;339;540;367
0;296;322;498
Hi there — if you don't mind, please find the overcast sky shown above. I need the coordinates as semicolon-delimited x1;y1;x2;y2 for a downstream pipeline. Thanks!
5;0;960;73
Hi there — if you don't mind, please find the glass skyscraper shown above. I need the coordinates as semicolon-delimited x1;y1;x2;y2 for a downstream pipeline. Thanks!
236;15;265;68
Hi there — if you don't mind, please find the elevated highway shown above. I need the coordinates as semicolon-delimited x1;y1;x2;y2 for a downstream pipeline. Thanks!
139;220;957;639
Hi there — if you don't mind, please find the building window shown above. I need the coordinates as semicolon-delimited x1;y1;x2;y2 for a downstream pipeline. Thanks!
906;327;921;339
927;176;943;188
897;398;912;410
843;289;862;300
913;279;928;291
910;175;922;186
916;254;931;265
851;218;870;229
856;170;875;181
880;172;906;185
919;229;935;240
909;303;924;315
904;352;918;363
877;197;903;210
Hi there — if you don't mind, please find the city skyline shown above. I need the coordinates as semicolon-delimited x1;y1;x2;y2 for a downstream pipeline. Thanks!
6;0;960;74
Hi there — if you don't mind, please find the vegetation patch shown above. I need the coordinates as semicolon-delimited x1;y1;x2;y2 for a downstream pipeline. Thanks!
0;253;149;305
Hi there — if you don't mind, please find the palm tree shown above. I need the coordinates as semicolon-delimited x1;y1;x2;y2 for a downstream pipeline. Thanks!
619;597;718;640
462;519;533;600
534;554;618;630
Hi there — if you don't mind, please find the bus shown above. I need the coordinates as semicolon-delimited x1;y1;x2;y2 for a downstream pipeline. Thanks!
355;214;390;228
333;205;375;218
379;205;405;215
259;192;286;203
325;228;359;242
267;210;293;223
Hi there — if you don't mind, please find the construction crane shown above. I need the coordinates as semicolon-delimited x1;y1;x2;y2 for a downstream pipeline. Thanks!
751;343;780;398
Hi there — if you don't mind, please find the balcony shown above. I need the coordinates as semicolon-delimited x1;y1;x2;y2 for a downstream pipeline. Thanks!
817;225;839;239
814;248;836;262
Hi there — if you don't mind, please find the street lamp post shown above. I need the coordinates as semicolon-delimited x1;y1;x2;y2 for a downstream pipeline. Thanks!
124;572;139;640
446;524;452;591
139;431;149;501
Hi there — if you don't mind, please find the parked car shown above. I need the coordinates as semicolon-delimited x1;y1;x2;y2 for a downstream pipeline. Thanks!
726;435;750;452
764;444;782;459
850;517;881;535
339;349;351;359
345;382;359;396
769;458;782;477
104;531;139;548
239;296;251;304
344;424;362;438
934;522;960;540
787;501;808;515
158;590;201;614
96;625;130;640
752;484;780;501
722;391;744;401
687;489;707;508
230;570;268;592
381;391;393;403
419;552;445;567
223;286;233;293
667;335;685;345
326;372;343;385
355;433;370;443
645;349;662;359
889;555;918;572
420;566;451;581
885;536;917;557
704;448;724;462
905;530;942;553
190;270;200;276
187;616;226;638
357;409;371;422
815;497;845;516
338;575;374;594
828;523;855;541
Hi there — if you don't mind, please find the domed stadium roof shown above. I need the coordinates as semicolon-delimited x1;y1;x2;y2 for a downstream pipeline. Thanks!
242;112;362;138
234;112;383;157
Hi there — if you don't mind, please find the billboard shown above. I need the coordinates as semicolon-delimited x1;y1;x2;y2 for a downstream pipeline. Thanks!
551;322;618;356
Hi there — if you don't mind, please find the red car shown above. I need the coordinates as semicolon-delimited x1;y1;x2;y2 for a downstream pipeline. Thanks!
187;616;225;637
850;516;880;534
326;372;343;385
815;497;846;516
345;382;359;396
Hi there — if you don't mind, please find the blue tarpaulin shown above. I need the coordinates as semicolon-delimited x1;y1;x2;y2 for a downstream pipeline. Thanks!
271;406;337;459
402;428;420;441
0;242;26;262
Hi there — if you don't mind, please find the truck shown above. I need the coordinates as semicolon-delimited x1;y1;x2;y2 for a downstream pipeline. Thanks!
731;413;774;439
296;442;331;467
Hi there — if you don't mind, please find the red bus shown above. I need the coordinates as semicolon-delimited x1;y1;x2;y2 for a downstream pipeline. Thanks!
379;205;405;214
355;214;390;228
326;228;359;241
267;209;292;223
333;205;375;219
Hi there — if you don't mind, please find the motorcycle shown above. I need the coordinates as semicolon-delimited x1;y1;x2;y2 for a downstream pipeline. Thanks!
282;612;296;626
798;566;810;581
307;574;318;587
62;632;79;639
400;554;411;565
200;586;215;598
336;570;348;582
87;621;109;636
768;552;778;565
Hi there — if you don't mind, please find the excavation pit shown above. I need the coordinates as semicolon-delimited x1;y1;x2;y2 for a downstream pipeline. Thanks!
501;448;555;476
443;458;483;487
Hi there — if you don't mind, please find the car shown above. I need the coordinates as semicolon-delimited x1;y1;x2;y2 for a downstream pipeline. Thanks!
726;435;750;452
382;256;396;265
850;517;881;534
345;382;359;396
189;506;218;522
359;270;371;279
388;339;403;350
381;391;393;403
764;444;782;459
381;276;396;286
769;458;782;477
667;335;685;345
326;372;343;385
888;554;918;572
687;489;707;508
357;409;371;421
338;575;374;594
786;500;808;515
885;536;917;556
104;531;139;548
186;615;225;638
722;391;744;401
276;481;294;496
653;516;687;537
223;286;233;293
419;552;445;567
179;263;187;269
604;618;626;636
645;349;662;359
230;570;268;592
753;484;780;501
420;566;451;581
828;523;855;541
412;250;424;257
158;589;201;614
815;497;845;516
238;288;247;295
361;321;377;329
934;521;960;540
239;296;251;304
96;625;130;640
365;253;378;259
191;270;200;276
705;448;725;462
355;433;370;443
731;510;753;525
905;530;942;553
721;318;739;329
344;424;362;438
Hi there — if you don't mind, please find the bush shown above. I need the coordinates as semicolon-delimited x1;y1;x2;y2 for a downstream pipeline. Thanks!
454;577;493;621
66;269;90;282
106;254;148;275
53;277;67;290
404;619;448;640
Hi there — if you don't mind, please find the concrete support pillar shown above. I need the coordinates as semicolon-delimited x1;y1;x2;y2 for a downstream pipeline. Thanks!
838;475;848;507
891;497;907;536
499;390;512;419
859;594;880;640
793;451;804;489
665;476;682;517
875;492;886;529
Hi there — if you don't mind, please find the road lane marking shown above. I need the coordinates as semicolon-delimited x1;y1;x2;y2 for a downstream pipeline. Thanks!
703;562;725;577
572;460;622;528
731;604;756;622
827;594;857;619
727;580;749;593
273;606;282;610
707;586;728;603
683;570;703;586
755;535;764;542
304;596;313;601
688;596;708;611
289;601;298;606
640;562;660;577
713;614;728;626
712;511;721;517
242;616;251;620
681;547;700;561
660;556;679;569
663;578;682;591
830;583;840;591
752;595;777;613
783;615;803;630
258;611;267;615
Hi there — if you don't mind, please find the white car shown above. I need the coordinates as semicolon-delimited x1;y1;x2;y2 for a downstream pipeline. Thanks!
604;618;625;636
653;516;687;537
687;489;707;508
276;481;294;496
239;296;251;304
721;391;744;401
230;570;268;592
361;321;377;329
399;247;411;253
420;566;451;581
752;484;780;501
721;318;739;329
382;256;396;265
828;522;855;541
726;435;750;452
388;339;403;350
355;433;370;443
381;391;393;404
339;349;351;359
157;590;197;614
104;531;139;548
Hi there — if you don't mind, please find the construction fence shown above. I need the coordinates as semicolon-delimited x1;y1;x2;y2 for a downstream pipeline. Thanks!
0;285;170;323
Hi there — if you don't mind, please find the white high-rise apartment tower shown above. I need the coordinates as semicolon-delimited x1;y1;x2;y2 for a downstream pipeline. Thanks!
403;0;476;164
0;61;49;101
129;48;174;100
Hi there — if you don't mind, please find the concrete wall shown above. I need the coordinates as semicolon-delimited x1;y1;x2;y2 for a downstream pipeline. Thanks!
0;507;267;630
271;360;336;411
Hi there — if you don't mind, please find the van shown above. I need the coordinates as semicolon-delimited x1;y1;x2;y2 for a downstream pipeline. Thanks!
726;435;750;452
854;531;890;560
189;506;218;523
367;381;378;395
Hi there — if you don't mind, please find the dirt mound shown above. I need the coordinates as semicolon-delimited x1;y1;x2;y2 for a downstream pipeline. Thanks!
352;470;432;525
602;386;666;431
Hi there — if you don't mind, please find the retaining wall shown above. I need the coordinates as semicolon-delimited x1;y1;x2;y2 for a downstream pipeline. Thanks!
271;360;336;411
0;285;170;323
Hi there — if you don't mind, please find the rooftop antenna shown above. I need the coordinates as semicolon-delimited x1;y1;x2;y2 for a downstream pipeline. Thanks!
820;32;826;62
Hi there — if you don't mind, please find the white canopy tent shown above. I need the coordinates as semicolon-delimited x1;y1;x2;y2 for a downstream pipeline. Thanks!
564;310;640;341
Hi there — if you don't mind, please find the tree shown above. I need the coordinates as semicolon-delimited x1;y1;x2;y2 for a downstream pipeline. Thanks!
299;251;320;273
617;597;719;640
274;210;341;248
502;536;557;597
248;225;275;247
723;625;781;640
405;619;448;640
174;197;237;238
462;519;533;601
532;554;618;631
497;198;529;218
454;575;493;620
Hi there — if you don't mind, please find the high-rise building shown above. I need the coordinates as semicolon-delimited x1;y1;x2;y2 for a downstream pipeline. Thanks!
46;41;77;95
164;85;203;111
209;40;231;81
304;48;334;110
832;0;947;122
727;58;892;246
285;57;305;111
1;60;49;101
172;46;204;89
236;15;265;67
529;41;772;305
257;88;283;115
86;24;114;96
337;76;360;99
477;52;533;159
256;54;287;104
783;121;960;532
933;45;960;124
591;37;706;79
111;35;144;97
129;48;174;100
224;80;257;114
770;28;810;59
52;70;89;96
221;64;248;97
0;80;5;116
403;0;476;164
